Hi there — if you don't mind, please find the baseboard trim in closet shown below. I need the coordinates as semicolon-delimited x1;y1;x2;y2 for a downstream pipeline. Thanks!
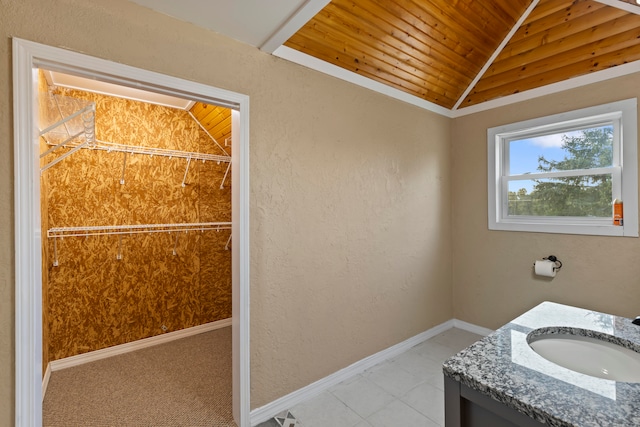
42;362;52;400
48;318;232;373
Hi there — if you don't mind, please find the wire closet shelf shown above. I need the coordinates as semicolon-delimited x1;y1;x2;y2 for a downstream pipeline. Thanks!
38;92;232;188
48;222;233;266
41;92;234;266
47;222;233;238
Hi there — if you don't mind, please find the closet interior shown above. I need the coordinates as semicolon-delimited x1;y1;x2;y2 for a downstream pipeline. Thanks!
38;70;233;371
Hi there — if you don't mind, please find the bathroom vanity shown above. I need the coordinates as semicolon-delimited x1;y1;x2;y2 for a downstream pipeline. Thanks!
443;302;640;427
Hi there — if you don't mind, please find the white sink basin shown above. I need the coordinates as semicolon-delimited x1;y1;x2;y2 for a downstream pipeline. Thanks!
528;332;640;382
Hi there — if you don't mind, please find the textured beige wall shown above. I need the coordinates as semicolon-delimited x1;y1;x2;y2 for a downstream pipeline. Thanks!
452;73;640;330
0;0;452;421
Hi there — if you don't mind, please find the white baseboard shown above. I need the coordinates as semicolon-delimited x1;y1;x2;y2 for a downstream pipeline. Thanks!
48;318;232;373
250;318;492;426
42;362;51;401
453;318;494;337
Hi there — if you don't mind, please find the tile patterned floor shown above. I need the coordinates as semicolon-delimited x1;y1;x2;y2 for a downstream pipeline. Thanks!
256;328;483;427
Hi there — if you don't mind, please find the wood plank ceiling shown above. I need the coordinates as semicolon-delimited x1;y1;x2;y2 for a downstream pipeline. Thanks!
284;0;640;111
190;102;231;149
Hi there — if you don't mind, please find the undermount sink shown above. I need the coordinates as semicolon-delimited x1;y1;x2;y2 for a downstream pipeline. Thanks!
528;329;640;382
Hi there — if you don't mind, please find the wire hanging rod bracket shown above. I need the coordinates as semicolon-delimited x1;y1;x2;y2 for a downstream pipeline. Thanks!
182;156;192;187
52;237;59;267
173;233;179;256
116;234;123;260
220;161;231;189
120;152;128;185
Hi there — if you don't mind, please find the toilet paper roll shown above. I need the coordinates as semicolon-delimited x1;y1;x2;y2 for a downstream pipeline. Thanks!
534;260;556;277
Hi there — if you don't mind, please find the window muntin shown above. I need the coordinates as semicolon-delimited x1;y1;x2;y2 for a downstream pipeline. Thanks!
504;123;617;219
488;99;638;237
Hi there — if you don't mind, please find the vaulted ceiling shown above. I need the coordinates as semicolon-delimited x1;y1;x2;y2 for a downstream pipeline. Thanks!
129;0;640;115
284;0;640;111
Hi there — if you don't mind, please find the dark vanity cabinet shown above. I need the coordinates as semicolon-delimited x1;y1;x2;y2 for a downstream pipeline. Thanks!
444;376;545;427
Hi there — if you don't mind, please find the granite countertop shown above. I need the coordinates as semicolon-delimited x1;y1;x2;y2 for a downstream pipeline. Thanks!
443;301;640;427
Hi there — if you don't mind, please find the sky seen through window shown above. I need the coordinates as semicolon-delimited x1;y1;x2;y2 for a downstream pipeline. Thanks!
508;126;613;193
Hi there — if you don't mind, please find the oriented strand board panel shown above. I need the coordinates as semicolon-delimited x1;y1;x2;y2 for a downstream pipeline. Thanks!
41;87;232;361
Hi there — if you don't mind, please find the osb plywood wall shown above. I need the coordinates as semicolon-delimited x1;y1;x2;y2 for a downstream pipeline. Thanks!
40;81;232;362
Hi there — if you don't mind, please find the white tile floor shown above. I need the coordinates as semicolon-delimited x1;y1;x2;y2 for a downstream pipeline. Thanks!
288;328;483;427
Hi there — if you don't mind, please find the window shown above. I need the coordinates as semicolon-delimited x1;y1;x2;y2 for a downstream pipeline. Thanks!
488;99;638;237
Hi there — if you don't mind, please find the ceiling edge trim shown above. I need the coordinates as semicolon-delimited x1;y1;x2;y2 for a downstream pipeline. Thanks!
452;0;540;110
450;60;640;118
260;0;331;53
45;70;196;110
593;0;640;15
273;45;453;117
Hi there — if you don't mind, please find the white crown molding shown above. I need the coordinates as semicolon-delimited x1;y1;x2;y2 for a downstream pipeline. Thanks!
594;0;640;15
260;0;330;53
274;45;640;119
44;70;195;110
272;45;454;118
450;61;640;117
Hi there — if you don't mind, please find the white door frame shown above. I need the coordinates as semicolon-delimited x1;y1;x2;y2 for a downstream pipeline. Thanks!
12;38;250;427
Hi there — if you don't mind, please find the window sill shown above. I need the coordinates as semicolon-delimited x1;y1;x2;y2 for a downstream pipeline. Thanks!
489;220;636;237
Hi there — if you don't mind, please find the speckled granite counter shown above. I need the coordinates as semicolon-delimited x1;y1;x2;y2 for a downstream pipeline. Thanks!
443;301;640;427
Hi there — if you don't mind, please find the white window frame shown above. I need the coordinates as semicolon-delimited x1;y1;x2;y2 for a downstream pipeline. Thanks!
488;98;638;237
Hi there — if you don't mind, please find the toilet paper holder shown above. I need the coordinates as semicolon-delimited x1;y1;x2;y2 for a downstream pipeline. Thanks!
534;255;563;271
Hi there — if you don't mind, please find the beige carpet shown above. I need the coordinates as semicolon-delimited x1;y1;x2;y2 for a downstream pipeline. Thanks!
44;326;236;427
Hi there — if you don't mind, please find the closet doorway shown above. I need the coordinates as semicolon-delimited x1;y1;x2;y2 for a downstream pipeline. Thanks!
13;39;250;427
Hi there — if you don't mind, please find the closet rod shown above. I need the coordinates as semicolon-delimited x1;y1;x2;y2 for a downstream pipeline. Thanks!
45;139;231;163
48;221;232;238
41;136;89;173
